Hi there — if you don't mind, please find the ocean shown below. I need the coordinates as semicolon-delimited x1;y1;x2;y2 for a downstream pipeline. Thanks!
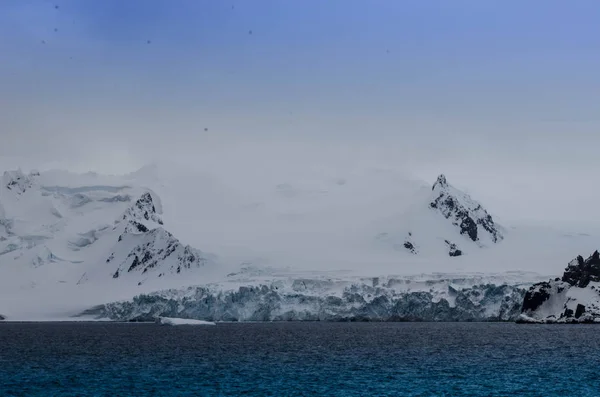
1;322;599;396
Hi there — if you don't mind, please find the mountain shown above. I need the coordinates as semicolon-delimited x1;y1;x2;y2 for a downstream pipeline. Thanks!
1;164;598;321
0;168;216;290
519;251;600;323
375;174;504;258
106;192;216;281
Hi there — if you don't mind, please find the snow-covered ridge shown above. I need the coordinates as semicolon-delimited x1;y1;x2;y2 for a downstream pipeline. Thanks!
520;250;600;323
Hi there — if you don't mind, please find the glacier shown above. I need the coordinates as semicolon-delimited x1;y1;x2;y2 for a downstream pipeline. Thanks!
82;271;535;322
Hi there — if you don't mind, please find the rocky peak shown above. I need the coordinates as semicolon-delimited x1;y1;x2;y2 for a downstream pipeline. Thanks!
108;190;215;282
429;175;503;244
562;250;600;288
432;174;448;191
122;192;163;226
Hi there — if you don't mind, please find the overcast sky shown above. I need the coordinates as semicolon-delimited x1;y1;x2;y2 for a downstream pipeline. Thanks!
1;0;600;223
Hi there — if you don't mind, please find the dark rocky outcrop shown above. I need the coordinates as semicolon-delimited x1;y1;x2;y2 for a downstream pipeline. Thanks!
520;250;600;323
562;251;600;288
403;232;418;254
445;240;462;257
521;281;553;313
403;241;417;254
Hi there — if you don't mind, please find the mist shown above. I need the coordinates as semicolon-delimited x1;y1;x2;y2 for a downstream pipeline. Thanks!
1;0;600;225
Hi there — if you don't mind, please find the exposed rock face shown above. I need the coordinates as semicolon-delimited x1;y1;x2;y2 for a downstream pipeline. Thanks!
562;251;600;288
430;174;503;244
521;281;552;313
445;240;462;257
122;192;163;226
108;192;215;282
403;232;418;254
520;251;600;323
82;277;527;322
110;228;213;280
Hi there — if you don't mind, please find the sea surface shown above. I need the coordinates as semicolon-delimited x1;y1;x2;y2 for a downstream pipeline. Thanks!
1;322;599;396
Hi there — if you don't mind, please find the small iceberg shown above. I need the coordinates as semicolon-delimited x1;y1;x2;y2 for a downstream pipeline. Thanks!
157;317;216;326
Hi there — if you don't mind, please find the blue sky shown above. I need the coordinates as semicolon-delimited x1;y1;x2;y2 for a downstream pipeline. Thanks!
3;1;599;136
1;1;600;221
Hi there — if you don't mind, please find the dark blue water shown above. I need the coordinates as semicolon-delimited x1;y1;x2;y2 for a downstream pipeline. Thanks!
1;322;599;396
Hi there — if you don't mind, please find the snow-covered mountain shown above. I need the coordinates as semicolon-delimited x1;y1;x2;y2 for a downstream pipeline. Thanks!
1;164;598;321
375;174;504;257
0;168;216;290
520;250;600;323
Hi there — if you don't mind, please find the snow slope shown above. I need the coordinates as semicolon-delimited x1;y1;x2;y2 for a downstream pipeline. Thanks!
0;163;598;321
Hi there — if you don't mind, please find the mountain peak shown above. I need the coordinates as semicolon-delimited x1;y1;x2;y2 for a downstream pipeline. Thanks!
429;175;503;244
121;192;163;226
432;174;448;191
562;250;600;288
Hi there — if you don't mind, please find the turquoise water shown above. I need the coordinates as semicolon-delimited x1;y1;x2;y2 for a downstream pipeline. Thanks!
1;322;599;396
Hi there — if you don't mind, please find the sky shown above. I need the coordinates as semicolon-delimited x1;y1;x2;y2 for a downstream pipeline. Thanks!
1;0;600;223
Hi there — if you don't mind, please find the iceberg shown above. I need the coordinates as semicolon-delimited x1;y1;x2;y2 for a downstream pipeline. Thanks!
157;317;216;326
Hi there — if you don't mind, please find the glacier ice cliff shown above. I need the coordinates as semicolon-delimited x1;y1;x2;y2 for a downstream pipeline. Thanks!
81;273;529;322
